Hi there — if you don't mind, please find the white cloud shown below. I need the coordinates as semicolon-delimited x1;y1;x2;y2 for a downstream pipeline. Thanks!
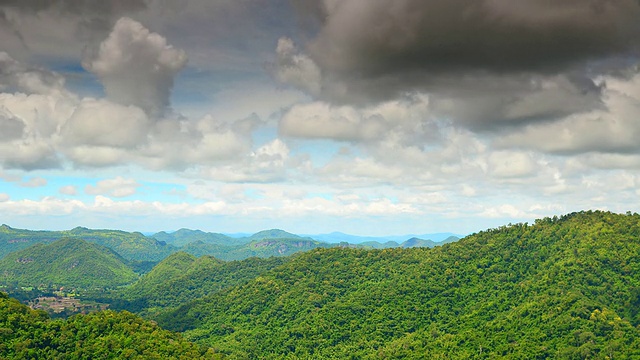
19;177;47;188
0;193;9;202
198;139;292;183
83;17;187;117
59;185;77;196
280;94;433;145
60;98;150;148
85;177;142;198
488;151;537;178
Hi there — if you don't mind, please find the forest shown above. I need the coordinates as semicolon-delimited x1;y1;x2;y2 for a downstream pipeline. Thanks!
1;210;640;358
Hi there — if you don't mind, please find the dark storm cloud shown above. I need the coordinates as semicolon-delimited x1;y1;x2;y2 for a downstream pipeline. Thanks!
0;0;147;19
0;0;148;48
299;0;640;77
279;0;639;132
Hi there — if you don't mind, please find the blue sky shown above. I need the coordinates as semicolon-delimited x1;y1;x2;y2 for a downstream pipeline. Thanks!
1;1;640;235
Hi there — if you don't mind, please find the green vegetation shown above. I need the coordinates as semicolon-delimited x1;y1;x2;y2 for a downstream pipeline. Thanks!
155;211;640;358
0;292;218;359
2;211;639;358
152;229;247;247
0;238;138;289
182;238;332;261
103;253;287;316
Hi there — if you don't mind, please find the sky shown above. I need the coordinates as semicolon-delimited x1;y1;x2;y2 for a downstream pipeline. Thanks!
1;0;640;236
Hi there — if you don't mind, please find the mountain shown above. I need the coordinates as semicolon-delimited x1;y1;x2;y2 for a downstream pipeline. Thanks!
308;231;462;244
400;237;436;248
248;229;305;240
151;229;248;247
0;225;176;261
157;211;640;358
0;238;138;289
357;240;400;249
400;235;459;248
0;292;216;359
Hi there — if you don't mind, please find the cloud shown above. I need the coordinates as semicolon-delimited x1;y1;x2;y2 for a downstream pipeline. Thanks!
278;1;639;133
0;106;24;140
428;74;604;131
0;1;148;61
280;94;434;144
299;0;640;77
85;177;141;198
0;51;69;95
0;22;259;171
59;185;77;196
273;37;321;95
0;193;8;202
0;140;60;170
199;139;293;183
496;70;640;154
19;177;47;188
83;17;187;117
60;98;150;148
488;151;537;178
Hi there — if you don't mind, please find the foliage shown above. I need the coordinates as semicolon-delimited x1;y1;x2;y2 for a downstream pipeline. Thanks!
0;292;219;359
0;238;138;289
157;211;640;359
181;238;332;261
101;253;287;316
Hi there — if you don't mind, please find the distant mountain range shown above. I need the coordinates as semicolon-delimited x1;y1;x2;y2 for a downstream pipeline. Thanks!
304;231;463;244
152;228;462;247
0;224;461;280
0;224;174;261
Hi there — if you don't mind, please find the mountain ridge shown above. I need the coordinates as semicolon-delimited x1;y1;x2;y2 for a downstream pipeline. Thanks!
155;210;640;358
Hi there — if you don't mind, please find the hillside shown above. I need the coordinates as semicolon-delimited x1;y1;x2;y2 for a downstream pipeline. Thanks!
0;238;138;289
103;252;287;316
0;225;176;261
0;292;218;359
157;211;640;358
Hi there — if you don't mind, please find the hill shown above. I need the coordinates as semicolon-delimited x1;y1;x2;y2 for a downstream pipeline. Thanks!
400;235;459;248
180;238;332;261
0;225;176;261
151;229;247;247
0;238;138;289
105;252;288;315
248;229;305;241
0;292;218;359
157;211;640;358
